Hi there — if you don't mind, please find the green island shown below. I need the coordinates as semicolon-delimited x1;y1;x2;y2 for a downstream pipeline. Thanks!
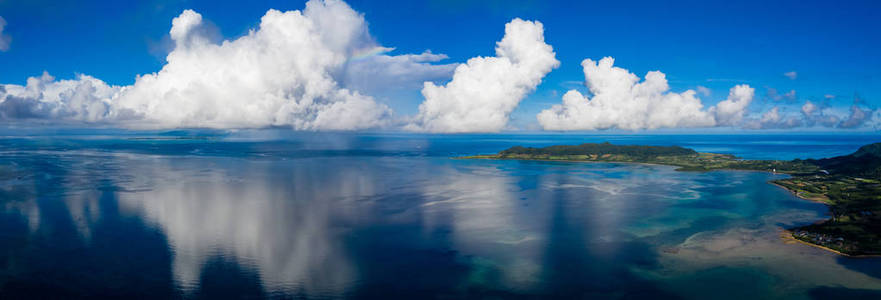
460;142;881;256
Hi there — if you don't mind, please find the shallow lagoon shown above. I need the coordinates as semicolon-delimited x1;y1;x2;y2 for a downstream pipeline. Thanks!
1;133;880;298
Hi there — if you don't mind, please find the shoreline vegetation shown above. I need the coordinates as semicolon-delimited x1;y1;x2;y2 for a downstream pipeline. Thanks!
458;142;881;257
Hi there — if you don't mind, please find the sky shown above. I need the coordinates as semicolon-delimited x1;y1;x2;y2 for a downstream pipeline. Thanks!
0;0;879;132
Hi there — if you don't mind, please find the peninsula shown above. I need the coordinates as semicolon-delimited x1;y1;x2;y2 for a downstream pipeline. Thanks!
461;142;881;256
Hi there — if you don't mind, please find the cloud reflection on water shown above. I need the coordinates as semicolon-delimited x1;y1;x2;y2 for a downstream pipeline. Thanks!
113;157;379;296
419;164;546;290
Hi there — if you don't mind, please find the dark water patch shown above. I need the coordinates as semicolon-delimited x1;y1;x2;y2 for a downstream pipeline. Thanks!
344;225;472;298
809;286;881;299
836;256;881;280
663;266;779;299
193;256;265;300
0;199;178;299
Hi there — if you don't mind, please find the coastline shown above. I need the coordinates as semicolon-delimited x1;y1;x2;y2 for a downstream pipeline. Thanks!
459;155;871;258
454;155;683;169
453;155;727;173
780;230;881;258
768;181;830;205
770;181;881;258
456;155;808;174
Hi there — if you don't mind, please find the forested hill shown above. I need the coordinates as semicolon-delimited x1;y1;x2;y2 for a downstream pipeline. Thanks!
499;142;698;158
806;142;881;177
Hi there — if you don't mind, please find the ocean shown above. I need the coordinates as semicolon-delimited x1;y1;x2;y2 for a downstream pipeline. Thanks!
1;132;880;299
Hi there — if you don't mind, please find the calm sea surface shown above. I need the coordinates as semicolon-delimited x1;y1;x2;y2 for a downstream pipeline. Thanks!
1;132;880;299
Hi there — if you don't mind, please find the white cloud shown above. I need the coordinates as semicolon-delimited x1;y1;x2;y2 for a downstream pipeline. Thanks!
0;16;10;51
801;101;816;116
696;86;711;97
839;104;873;129
869;110;881;130
111;3;393;130
743;106;802;129
801;100;840;127
169;9;203;44
783;71;797;80
536;57;754;130
744;100;881;129
712;84;755;126
0;72;120;121
761;107;781;123
747;95;881;130
341;48;458;94
407;18;559;133
0;0;456;130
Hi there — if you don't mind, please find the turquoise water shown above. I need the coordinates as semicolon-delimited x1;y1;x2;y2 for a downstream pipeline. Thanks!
0;133;880;298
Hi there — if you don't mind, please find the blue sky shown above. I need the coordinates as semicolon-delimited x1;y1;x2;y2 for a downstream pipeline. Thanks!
0;0;879;132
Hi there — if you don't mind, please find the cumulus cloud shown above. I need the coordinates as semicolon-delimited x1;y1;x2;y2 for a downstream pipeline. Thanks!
536;57;754;130
838;104;873;129
783;71;797;80
739;92;881;130
745;99;879;130
869;111;881;130
0;72;120;121
112;2;394;130
0;16;10;51
800;101;840;127
0;0;455;130
801;100;818;117
800;101;817;123
407;18;559;133
761;107;782;123
712;84;755;126
743;106;802;129
800;100;859;128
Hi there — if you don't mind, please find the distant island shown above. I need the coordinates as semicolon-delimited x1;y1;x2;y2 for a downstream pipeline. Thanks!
460;142;881;256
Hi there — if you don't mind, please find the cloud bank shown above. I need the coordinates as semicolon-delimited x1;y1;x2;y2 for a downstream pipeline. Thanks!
0;72;119;121
0;0;455;130
800;100;840;127
537;57;754;130
742;98;881;130
742;106;802;129
407;18;559;133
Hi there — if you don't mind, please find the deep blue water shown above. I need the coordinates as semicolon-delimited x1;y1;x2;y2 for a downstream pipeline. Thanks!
0;132;880;299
